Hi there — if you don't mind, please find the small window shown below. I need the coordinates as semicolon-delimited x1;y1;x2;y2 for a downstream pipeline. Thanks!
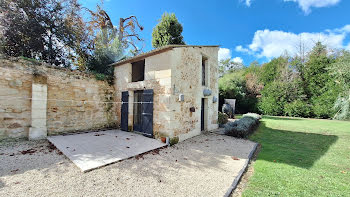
202;56;208;86
132;59;145;82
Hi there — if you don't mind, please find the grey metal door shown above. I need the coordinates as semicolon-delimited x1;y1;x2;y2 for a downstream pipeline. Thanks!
201;98;205;131
121;91;128;131
142;89;153;137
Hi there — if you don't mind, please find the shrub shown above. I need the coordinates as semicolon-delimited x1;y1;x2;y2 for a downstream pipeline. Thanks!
219;69;259;114
284;100;311;117
218;112;228;127
311;84;341;119
243;112;262;120
258;96;283;116
259;79;306;116
224;113;261;138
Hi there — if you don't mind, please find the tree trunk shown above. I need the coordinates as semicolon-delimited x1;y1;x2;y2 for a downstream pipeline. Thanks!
118;18;124;43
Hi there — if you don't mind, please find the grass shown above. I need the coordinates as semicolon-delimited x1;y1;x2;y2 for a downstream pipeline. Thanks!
242;116;350;197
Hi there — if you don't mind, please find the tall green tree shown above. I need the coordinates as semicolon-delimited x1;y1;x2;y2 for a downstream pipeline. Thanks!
259;56;289;85
329;51;350;120
64;0;95;70
303;42;335;98
302;42;340;118
152;13;185;48
86;31;123;80
0;0;82;67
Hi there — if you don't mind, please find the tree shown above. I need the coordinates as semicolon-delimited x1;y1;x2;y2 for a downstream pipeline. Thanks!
86;5;144;55
303;42;334;98
152;13;185;48
329;50;350;120
64;0;94;69
259;56;288;85
219;68;259;114
0;0;80;67
218;58;243;77
259;79;306;116
86;31;123;81
244;62;263;96
118;16;144;55
83;3;144;79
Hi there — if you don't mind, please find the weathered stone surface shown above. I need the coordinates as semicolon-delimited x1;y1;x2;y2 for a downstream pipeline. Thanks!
29;127;47;140
114;46;219;142
8;79;22;87
0;58;117;140
7;122;22;129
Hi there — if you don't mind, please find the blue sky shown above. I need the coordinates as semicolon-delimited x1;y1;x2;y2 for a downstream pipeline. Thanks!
81;0;350;65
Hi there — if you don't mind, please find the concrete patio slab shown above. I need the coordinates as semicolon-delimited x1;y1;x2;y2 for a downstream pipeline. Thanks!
47;130;166;172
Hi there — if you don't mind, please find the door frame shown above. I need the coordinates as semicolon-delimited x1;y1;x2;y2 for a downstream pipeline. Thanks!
129;89;154;138
201;98;205;131
201;98;208;131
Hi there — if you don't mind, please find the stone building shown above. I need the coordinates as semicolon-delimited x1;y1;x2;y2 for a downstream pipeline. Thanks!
113;45;219;142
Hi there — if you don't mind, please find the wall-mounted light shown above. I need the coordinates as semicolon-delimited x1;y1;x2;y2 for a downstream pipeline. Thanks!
213;96;218;103
178;94;184;102
203;88;212;96
190;107;195;112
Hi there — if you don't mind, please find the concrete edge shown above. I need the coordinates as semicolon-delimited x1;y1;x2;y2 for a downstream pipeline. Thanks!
223;142;259;197
47;130;168;173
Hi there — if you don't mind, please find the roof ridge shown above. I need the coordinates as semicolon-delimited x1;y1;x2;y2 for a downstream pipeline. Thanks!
110;45;219;67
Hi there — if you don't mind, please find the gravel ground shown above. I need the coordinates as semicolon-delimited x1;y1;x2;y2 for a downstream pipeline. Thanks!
0;133;256;197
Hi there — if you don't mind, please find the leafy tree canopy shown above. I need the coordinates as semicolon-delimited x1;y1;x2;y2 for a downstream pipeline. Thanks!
152;13;185;48
0;0;80;67
329;50;350;120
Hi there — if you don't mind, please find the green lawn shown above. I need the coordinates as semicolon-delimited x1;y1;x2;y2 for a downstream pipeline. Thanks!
243;116;350;197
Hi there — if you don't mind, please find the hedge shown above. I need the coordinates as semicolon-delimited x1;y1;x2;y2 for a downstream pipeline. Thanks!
224;113;261;138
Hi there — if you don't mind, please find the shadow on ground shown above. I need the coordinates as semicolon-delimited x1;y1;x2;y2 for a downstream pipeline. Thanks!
252;118;338;169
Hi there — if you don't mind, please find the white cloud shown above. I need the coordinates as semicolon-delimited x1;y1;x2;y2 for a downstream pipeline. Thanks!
219;48;244;64
284;0;341;14
235;45;250;53
242;0;341;13
235;25;350;59
218;48;232;61
240;0;252;6
232;57;244;64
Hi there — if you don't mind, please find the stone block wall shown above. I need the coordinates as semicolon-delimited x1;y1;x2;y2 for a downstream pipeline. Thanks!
170;47;219;141
114;46;219;142
114;50;173;138
0;58;117;140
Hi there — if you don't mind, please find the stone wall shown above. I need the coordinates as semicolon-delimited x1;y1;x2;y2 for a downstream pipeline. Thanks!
114;50;173;138
170;47;219;141
0;58;117;140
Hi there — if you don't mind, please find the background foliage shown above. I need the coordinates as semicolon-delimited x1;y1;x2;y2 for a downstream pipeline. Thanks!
0;0;144;81
219;42;350;120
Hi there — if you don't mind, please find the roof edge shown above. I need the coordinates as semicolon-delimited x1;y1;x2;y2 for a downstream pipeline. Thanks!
110;45;220;67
